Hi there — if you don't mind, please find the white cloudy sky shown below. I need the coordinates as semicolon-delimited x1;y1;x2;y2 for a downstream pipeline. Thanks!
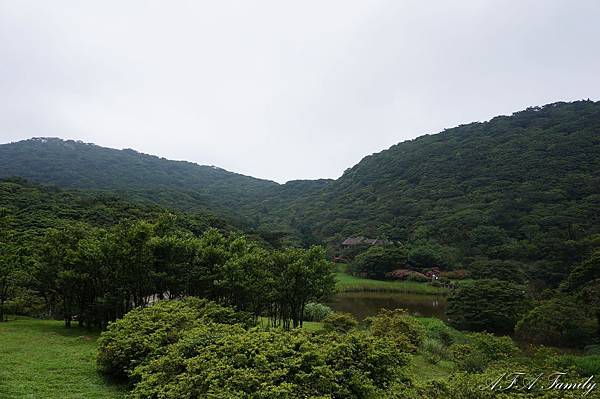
1;1;599;183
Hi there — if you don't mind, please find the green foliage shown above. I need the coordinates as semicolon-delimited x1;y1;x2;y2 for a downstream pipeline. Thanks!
351;245;408;279
303;302;333;322
584;345;600;355
468;259;527;283
449;332;519;373
3;101;600;288
466;332;519;362
269;246;337;328
96;298;248;379
110;314;413;398
446;279;528;334
0;179;338;334
368;309;425;352
563;249;600;291
420;319;456;347
556;355;600;377
515;297;598;347
420;338;451;364
407;243;453;270
322;312;358;333
456;350;490;373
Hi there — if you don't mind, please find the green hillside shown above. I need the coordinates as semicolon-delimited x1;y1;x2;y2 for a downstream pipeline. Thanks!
2;100;600;275
267;101;600;279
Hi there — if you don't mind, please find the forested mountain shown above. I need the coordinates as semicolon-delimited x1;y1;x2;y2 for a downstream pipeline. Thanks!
268;101;600;283
278;101;600;241
2;100;600;278
0;137;282;224
0;178;235;245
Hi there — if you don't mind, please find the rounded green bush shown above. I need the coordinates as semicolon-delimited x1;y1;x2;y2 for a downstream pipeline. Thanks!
322;312;358;333
515;298;598;347
96;298;252;379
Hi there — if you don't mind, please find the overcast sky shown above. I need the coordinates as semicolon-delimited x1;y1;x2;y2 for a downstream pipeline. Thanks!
1;1;599;183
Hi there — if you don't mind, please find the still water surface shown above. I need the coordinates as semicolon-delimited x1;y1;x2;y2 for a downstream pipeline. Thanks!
328;292;447;321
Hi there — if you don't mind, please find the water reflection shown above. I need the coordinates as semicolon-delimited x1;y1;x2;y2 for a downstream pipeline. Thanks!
327;292;447;321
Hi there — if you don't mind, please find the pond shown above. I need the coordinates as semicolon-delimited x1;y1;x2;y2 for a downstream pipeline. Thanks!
327;292;448;321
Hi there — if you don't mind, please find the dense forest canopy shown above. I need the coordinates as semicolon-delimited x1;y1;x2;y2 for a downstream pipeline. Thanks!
2;100;600;281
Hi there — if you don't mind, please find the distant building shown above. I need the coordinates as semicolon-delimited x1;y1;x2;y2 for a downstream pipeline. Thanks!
341;237;391;248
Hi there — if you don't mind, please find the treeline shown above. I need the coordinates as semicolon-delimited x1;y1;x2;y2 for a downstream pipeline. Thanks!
0;180;336;328
2;216;334;329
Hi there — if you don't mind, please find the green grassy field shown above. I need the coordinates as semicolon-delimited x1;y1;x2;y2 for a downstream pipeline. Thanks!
0;318;125;399
335;271;448;295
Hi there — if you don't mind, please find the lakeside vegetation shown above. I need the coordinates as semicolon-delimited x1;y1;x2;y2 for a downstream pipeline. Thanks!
335;269;447;295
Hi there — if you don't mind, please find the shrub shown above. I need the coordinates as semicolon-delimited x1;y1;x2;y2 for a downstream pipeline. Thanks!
419;317;457;347
466;332;519;362
406;271;429;282
585;345;600;355
439;269;470;280
303;302;333;322
385;269;412;280
557;355;600;377
515;298;598;347
449;333;519;373
458;350;490;373
468;259;526;283
368;309;425;352
322;312;358;333
421;338;450;364
446;279;528;334
385;269;429;282
129;326;413;399
96;298;252;379
352;245;408;279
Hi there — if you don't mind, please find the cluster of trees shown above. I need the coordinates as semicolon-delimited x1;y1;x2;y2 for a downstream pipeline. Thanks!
446;249;600;347
33;220;334;329
0;180;335;329
348;242;456;279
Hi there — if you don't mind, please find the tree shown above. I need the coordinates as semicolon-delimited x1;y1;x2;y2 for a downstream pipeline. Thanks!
0;243;19;321
446;279;528;334
271;246;336;329
563;249;600;291
352;245;408;279
515;297;598;347
468;259;526;283
563;250;600;335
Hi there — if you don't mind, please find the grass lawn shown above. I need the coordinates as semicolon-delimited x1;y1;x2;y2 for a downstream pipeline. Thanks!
0;318;125;399
410;355;455;382
335;271;448;295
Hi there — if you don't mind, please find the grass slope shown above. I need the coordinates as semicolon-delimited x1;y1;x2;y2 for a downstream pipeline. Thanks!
0;319;124;399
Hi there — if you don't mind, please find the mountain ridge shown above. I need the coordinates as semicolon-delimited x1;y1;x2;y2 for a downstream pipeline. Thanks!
2;101;599;268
